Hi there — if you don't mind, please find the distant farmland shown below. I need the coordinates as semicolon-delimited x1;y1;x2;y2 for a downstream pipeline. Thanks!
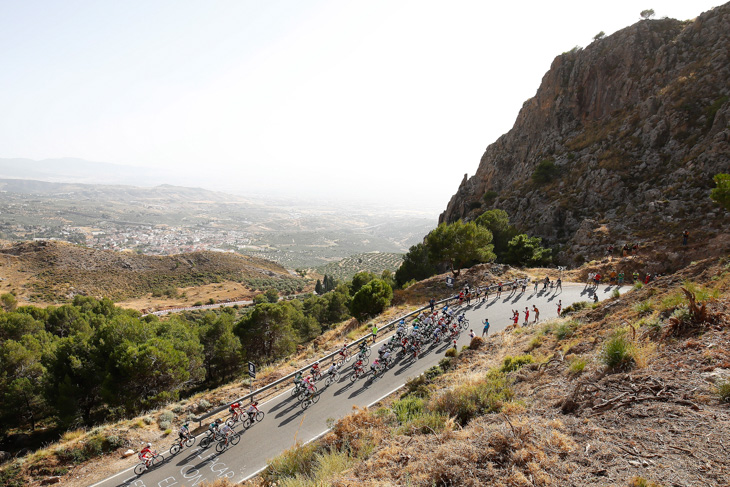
315;252;403;281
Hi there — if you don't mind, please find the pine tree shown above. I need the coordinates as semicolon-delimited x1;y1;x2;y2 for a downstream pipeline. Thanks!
315;279;324;294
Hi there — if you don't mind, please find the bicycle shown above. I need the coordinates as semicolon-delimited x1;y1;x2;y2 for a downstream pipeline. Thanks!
350;367;365;382
226;409;244;427
298;385;318;402
199;430;224;449
241;410;265;429
169;435;196;455
336;350;351;367
291;381;306;397
325;370;341;386
134;451;163;475
300;390;320;410
215;432;241;452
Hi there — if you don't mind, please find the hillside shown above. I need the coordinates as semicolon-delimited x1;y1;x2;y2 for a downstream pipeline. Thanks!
315;252;404;282
0;240;305;306
250;256;730;486
440;3;730;264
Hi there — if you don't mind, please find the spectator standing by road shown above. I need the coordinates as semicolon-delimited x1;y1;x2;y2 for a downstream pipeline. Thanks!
556;277;562;291
682;230;689;246
429;298;435;313
533;305;539;323
523;307;529;325
482;318;490;337
557;300;562;316
371;324;378;344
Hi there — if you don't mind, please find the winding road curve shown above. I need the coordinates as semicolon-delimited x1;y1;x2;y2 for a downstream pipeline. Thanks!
91;282;623;487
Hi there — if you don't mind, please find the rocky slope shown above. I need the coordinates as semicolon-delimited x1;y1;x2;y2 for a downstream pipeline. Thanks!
440;4;730;264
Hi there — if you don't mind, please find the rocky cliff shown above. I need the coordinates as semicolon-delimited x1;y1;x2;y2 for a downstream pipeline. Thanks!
440;4;730;264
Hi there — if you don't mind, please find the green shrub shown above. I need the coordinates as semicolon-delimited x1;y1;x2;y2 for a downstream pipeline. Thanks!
429;370;513;425
198;399;211;410
263;441;321;483
424;365;443;381
500;354;534;373
392;396;427;424
555;321;579;340
159;420;171;430
660;292;684;310
532;158;560;185
172;404;184;414
445;348;458;358
633;282;643;290
0;463;26;487
633;300;653;315
527;336;542;351
402;375;431;399
629;476;662;487
717;380;730;403
560;301;589;316
398;411;448;435
568;357;587;375
601;332;635;370
143;416;154;425
611;288;620;299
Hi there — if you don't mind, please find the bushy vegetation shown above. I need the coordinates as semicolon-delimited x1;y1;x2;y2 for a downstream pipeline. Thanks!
396;209;552;285
429;370;513;426
0;278;361;437
560;300;589;316
531;158;560;185
500;354;535;373
600;331;636;370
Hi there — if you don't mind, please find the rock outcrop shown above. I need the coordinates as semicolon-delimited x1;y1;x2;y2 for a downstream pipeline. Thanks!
440;4;730;263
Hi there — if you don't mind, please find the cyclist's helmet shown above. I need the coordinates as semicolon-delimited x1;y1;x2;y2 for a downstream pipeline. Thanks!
216;418;222;424
147;442;152;447
183;422;189;428
252;401;258;406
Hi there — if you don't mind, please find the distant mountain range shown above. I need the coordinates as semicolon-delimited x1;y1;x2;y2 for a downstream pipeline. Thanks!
0;157;194;188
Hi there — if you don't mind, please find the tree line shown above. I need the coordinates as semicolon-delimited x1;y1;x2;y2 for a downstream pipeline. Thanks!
395;209;552;287
0;270;393;437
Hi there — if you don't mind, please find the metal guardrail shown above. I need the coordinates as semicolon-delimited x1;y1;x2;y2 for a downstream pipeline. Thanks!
193;278;528;425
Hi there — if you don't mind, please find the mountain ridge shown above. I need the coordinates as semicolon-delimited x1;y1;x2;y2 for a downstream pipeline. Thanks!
440;3;730;263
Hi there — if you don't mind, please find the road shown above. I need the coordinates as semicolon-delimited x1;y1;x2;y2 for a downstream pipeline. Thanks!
91;282;622;487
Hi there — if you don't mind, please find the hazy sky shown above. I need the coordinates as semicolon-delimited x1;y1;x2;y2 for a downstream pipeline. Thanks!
0;1;720;212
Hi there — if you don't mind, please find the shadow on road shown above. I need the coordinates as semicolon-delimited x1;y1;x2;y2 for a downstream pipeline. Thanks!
268;391;297;412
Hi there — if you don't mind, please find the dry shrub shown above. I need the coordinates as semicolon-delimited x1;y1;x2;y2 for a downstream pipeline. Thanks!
469;336;484;350
356;415;574;486
321;406;385;459
663;287;721;338
200;478;240;487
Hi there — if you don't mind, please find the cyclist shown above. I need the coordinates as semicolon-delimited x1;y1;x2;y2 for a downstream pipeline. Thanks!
370;358;381;375
294;371;303;386
229;402;242;421
469;329;475;340
310;361;320;378
382;348;392;366
208;418;222;436
139;443;154;461
353;358;364;374
338;343;349;361
178;422;191;442
246;401;260;421
304;375;316;392
219;422;233;440
359;341;368;354
326;362;338;378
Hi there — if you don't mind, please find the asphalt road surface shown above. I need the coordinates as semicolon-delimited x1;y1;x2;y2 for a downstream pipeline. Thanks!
91;282;623;487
